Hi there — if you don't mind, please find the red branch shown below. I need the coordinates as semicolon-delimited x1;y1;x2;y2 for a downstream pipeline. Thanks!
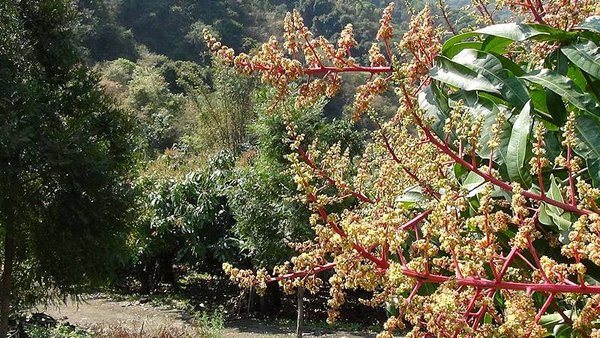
401;269;600;293
305;66;392;75
419;124;593;216
244;61;392;76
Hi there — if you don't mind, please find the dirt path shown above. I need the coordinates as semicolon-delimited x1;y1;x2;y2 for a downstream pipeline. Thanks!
35;296;376;337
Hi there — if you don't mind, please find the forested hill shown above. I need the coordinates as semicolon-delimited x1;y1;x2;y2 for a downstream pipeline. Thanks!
77;0;474;63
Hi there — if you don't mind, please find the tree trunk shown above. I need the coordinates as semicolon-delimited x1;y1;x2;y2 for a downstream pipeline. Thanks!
296;286;304;338
0;219;15;338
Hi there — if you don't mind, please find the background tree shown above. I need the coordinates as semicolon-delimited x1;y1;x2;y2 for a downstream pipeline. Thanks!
129;150;236;293
0;1;137;336
228;93;365;269
76;0;138;62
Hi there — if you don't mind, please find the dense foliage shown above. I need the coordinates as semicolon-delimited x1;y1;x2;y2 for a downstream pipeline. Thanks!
0;0;137;336
229;95;365;268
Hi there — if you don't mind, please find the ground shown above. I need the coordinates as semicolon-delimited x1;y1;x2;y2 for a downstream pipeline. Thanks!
35;295;376;337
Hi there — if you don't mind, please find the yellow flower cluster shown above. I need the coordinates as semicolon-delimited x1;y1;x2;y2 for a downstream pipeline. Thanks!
498;291;546;338
376;3;395;42
397;6;441;86
222;263;269;295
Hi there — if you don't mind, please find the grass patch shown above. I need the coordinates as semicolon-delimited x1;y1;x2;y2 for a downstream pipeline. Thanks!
25;323;93;338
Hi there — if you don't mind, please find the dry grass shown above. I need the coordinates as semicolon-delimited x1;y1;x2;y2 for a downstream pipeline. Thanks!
89;323;204;338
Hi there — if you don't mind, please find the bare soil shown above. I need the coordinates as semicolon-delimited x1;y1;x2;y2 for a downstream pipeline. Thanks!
35;296;376;337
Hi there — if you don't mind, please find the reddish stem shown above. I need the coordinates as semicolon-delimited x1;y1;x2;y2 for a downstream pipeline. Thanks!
419;124;593;216
304;65;392;75
534;293;554;323
527;238;550;283
400;268;600;293
375;122;441;199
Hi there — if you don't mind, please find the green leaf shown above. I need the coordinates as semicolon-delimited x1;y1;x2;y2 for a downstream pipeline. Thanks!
585;274;600;285
492;53;526;76
543;175;573;231
538;203;553;226
444;41;483;58
463;171;485;197
546;48;570;75
576;16;600;34
553;324;572;338
539;313;563;328
481;35;513;54
567;62;588;90
395;186;424;208
431;56;500;94
545;89;568;126
476;23;572;42
528;24;576;41
468;101;511;164
588;157;600;187
547;175;566;214
506;101;533;185
418;85;449;139
529;89;563;126
476;23;547;41
574;114;600;187
574;114;600;159
521;69;600;117
441;31;479;55
453;49;529;108
453;91;511;164
562;40;600;81
484;313;493;324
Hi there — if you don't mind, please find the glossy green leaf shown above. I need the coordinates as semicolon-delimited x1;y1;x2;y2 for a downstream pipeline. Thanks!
476;23;572;42
453;49;529;108
492;53;526;76
463;171;485;197
528;23;576;41
547;175;566;214
546;48;570;75
553;324;572;338
441;31;479;55
395;186;424;208
521;69;600;117
574;114;600;187
529;89;562;126
431;56;500;93
562;40;600;81
506;102;533;185
539;313;563;328
588;157;600;187
481;35;513;54
418;85;449;139
538;203;553;226
476;23;547;41
454;91;511;164
444;41;483;58
567;62;588;90
574;114;600;159
544;175;573;231
545;89;568;126
576;16;600;34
